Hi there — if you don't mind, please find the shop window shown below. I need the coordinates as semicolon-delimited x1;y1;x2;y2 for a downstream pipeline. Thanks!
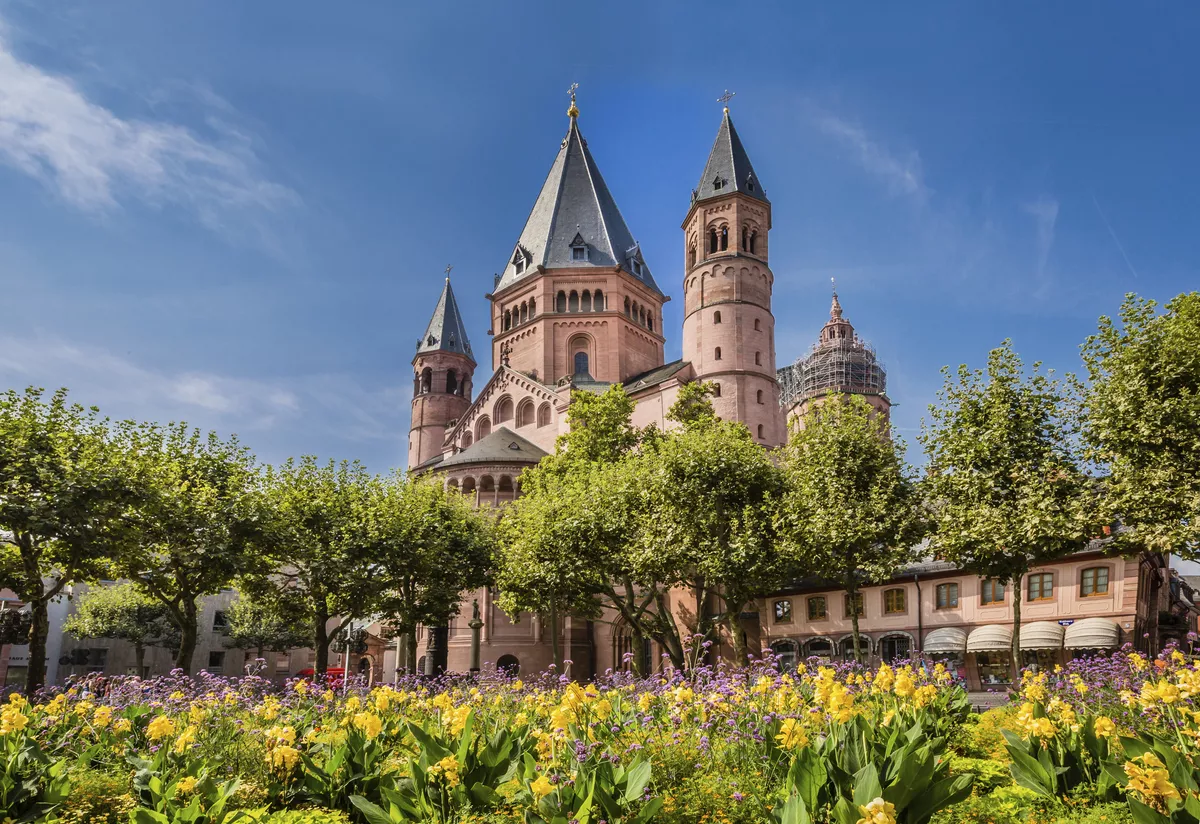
844;593;864;618
807;596;827;620
1028;573;1054;602
1080;567;1109;597
770;640;799;672
805;637;833;660
980;579;1005;605
841;637;868;662
773;600;792;623
1022;648;1059;673
976;652;1012;686
936;583;959;609
883;588;906;615
880;635;910;662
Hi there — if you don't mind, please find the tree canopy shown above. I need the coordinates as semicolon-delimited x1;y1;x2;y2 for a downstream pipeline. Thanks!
63;583;179;676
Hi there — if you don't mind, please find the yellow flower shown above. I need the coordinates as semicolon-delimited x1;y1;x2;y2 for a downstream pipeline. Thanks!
175;776;198;795
92;706;113;729
0;705;29;735
893;670;915;699
531;774;555;799
775;718;809;750
857;797;897;824
914;685;938;708
268;745;301;772
873;664;895;694
293;679;309;695
429;755;461;788
449;706;472;736
173;725;198;754
147;715;177;740
1129;653;1148;672
113;718;132;734
345;695;361;712
189;703;207;725
267;725;297;746
1124;753;1181;813
352;712;383;740
1094;716;1116;738
638;692;654;713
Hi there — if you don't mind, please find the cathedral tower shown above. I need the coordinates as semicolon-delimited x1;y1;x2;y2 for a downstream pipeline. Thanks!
408;277;475;469
681;108;785;446
487;91;666;386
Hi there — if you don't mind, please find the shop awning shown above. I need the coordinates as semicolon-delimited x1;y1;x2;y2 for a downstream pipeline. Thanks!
922;627;967;654
1019;621;1065;650
966;625;1013;652
1064;617;1121;649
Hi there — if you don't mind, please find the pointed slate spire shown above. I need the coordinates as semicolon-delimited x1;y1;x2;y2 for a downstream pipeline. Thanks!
694;108;768;204
415;277;474;362
496;108;660;295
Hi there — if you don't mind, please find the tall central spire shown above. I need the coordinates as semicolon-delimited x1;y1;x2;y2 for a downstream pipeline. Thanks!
494;101;659;295
693;108;768;205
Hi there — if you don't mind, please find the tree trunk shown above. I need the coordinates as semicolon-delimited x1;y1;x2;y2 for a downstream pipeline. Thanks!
174;597;199;673
134;641;146;678
727;605;746;667
314;606;330;675
549;599;562;671
651;591;687;670
406;629;419;676
25;598;50;696
1011;573;1024;680
848;585;865;665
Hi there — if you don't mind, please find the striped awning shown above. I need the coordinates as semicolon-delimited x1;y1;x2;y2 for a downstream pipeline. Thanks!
1064;617;1121;649
923;627;968;654
966;624;1013;652
1019;621;1065;650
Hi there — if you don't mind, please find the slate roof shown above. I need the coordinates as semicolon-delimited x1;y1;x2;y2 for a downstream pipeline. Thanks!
621;360;690;393
495;115;660;295
439;427;548;469
415;279;474;361
693;109;768;205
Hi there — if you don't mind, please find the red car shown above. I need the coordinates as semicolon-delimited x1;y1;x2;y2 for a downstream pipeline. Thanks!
296;667;345;683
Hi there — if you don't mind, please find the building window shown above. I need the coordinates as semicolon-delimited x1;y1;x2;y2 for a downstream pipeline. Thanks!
568;291;579;312
537;403;552;427
755;351;762;366
572;245;587;261
446;371;458;394
980;579;1005;605
757;424;764;439
581;291;592;312
935;583;959;609
879;635;910;662
807;596;827;620
593;290;604;311
557;291;567;313
709;229;719;254
741;227;748;250
573;351;589;377
714;310;722;324
496;654;520;674
1081;567;1109;597
844;593;864;618
208;651;225;673
712;383;721;397
714;347;722;361
883;588;906;615
720;227;729;251
648;315;654;332
688;246;697;268
749;231;758;253
632;258;643;276
774;600;792;623
754;319;761;331
517;400;535;428
213;611;229;633
1028;573;1054;602
513;250;526;274
624;296;631;316
756;390;763;404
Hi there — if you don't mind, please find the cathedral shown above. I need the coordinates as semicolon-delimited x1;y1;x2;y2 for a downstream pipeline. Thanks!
405;93;890;677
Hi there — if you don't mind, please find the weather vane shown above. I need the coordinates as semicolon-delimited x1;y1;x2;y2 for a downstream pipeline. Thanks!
445;264;453;281
567;82;580;117
717;89;736;106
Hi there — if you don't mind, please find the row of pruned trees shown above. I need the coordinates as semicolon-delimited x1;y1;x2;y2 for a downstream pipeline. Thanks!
0;401;493;694
495;292;1200;673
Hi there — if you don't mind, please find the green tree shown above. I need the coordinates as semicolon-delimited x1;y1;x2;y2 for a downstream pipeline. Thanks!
779;394;924;664
630;384;785;665
1081;292;1200;557
369;474;493;674
246;457;380;676
223;590;313;662
0;387;138;693
919;342;1097;672
115;422;266;673
63;583;179;676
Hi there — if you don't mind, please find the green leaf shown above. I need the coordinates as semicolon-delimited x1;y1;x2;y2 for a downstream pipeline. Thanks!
776;794;812;824
350;795;399;824
622;759;653;804
1127;797;1172;824
906;773;975;824
852;764;883;807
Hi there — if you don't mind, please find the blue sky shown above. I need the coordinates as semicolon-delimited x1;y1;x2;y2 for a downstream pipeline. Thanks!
1;1;1197;474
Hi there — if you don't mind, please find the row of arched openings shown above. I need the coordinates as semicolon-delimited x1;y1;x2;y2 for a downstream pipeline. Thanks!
555;289;605;314
705;225;760;256
623;297;655;332
769;632;913;671
502;299;536;332
447;474;518;507
459;399;552;449
416;368;468;397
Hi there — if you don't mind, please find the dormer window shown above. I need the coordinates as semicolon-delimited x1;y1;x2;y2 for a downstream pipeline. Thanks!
512;247;528;275
713;176;724;190
570;232;588;263
632;258;642;276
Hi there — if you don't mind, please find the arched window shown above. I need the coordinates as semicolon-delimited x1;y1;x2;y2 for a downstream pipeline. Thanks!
421;368;432;394
624;296;631;316
520;303;528;324
517;399;535;428
688;246;696;268
446;478;459;491
480;475;495;493
757;424;764;439
461;432;473;449
754;319;761;331
476;417;491;440
556;291;567;313
494;397;513;423
714;310;722;324
581;290;592;312
640;308;647;327
714;347;722;361
529;298;536;317
593;289;604;311
648;314;654;332
537;403;552;427
720;227;729;251
503;310;511;331
496;654;520;674
446;371;458;394
755;351;762;366
749;231;758;254
413;372;421;395
462;476;477;495
573;351;589;377
712;383;721;397
741;227;748;250
708;229;718;254
568;290;579;312
756;389;763;404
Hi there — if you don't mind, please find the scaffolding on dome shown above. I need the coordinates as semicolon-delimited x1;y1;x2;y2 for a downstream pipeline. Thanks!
777;337;887;409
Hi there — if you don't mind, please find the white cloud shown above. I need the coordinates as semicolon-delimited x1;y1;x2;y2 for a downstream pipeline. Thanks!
0;334;408;453
1024;195;1059;279
816;113;927;201
0;18;296;238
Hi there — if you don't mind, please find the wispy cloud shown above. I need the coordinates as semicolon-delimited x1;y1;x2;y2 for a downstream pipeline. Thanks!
1024;195;1059;279
815;112;927;201
1092;194;1139;280
0;15;297;244
0;334;409;457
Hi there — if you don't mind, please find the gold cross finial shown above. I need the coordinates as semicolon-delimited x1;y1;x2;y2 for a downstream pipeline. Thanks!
567;83;580;118
445;264;453;282
717;89;735;113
